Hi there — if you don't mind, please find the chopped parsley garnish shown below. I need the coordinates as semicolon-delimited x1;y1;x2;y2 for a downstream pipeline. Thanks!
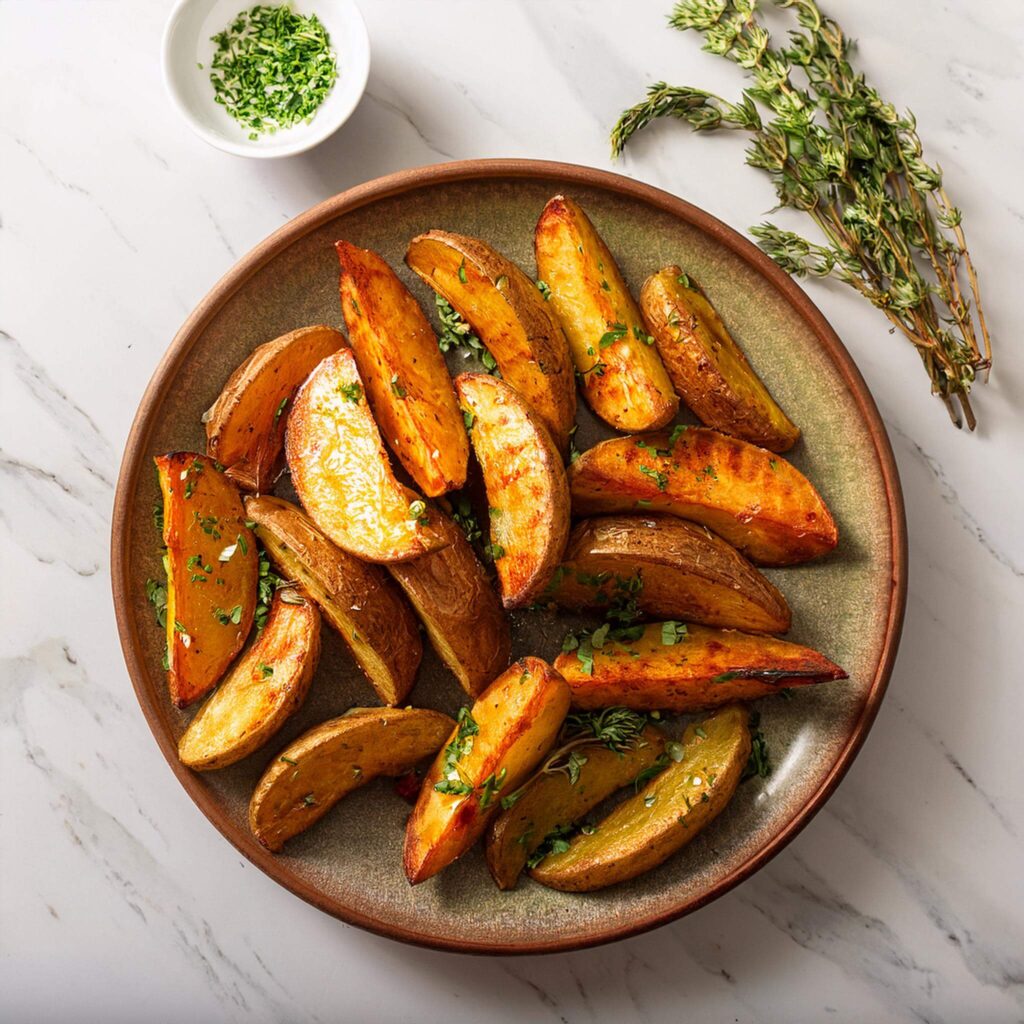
677;273;691;288
462;408;475;431
661;621;688;645
145;579;167;627
669;423;688;446
633;325;655;345
743;712;772;781
435;295;499;374
536;279;552;300
337;381;362;403
451;494;481;544
639;464;669;490
483;542;505;561
712;671;740;683
408;499;429;525
390;374;407;398
599;322;628;348
274;396;289;424
568;424;582;463
633;754;670;791
458;258;467;283
259;663;274;678
526;823;574;868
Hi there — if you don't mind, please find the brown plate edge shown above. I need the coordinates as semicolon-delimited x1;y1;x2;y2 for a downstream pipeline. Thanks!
109;157;908;956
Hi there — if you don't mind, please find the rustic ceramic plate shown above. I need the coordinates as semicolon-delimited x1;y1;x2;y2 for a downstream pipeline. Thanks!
111;159;906;954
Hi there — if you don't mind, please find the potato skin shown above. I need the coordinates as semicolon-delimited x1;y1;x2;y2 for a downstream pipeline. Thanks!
204;325;346;492
404;657;571;884
245;495;422;706
155;453;258;708
551;514;791;634
568;427;838;566
285;348;448;563
455;372;570;608
405;230;576;455
178;594;321;770
641;267;799;452
250;707;454;852
485;725;665;890
387;509;511;696
337;241;469;497
555;622;846;712
534;195;678;432
531;706;750;891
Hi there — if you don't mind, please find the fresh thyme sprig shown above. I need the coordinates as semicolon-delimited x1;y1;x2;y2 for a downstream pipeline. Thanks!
612;0;991;429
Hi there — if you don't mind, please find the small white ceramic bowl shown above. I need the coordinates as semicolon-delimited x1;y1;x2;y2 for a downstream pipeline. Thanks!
162;0;370;158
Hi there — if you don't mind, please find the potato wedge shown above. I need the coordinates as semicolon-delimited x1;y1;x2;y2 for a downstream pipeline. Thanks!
531;705;751;891
455;373;570;608
534;195;678;432
551;514;790;634
568;427;838;565
245;495;422;706
178;594;320;770
485;724;665;890
336;241;469;497
555;622;846;712
249;707;454;852
386;508;511;696
405;230;576;454
404;657;571;884
285;348;448;563
155;453;258;708
641;267;799;452
204;325;346;492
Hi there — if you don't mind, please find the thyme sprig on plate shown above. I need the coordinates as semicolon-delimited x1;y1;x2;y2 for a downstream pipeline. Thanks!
612;0;990;429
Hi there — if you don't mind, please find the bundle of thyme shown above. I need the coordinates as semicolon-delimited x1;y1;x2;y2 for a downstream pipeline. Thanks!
612;0;991;428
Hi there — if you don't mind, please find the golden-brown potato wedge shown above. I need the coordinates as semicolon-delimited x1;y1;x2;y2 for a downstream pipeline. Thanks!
285;348;448;563
640;267;800;452
455;373;570;608
404;657;571;884
245;495;422;706
204;325;346;492
555;622;846;712
568;427;838;566
155;453;258;708
531;705;751;891
386;509;511;696
178;594;320;770
550;514;790;634
534;195;678;432
249;707;454;852
336;241;469;497
405;230;576;454
485;724;665;890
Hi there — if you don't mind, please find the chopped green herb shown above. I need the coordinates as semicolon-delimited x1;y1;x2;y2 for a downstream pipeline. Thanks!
259;663;274;678
145;579;167;628
462;408;475;431
274;395;289;424
669;424;688;445
633;754;670;791
599;322;628;348
633;325;656;345
639;464;669;491
337;381;362;403
677;273;691;288
279;755;298;766
536;279;552;300
408;499;429;525
458;258;467;283
302;793;316;807
484;542;505;561
713;671;740;683
390;374;407;398
568;424;582;463
661;621;688;645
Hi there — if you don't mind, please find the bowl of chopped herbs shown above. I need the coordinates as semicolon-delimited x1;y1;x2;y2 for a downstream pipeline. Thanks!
162;0;369;157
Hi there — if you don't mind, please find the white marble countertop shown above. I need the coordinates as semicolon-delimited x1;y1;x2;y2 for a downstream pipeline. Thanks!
3;0;1023;1020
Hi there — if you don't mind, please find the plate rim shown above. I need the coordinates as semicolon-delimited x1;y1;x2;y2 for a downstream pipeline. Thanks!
110;157;907;955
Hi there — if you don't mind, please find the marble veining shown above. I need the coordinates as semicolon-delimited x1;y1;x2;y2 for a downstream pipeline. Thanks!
2;0;1022;1021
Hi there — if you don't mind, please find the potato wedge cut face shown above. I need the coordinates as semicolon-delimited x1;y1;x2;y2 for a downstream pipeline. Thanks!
455;373;570;608
534;195;678;432
485;724;665;890
204;325;346;492
641;268;799;453
178;594;321;770
405;230;576;454
551;514;791;634
336;241;468;497
531;706;751;892
245;495;422;706
568;427;838;566
155;453;258;708
285;348;448;563
249;707;454;852
555;622;846;713
403;657;571;884
386;509;511;696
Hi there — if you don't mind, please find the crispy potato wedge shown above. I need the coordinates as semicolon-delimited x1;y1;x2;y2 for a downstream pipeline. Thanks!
155;453;258;708
250;707;454;852
568;427;838;566
641;267;799;452
534;195;678;432
178;594;321;770
555;622;846;712
386;508;511;696
455;372;570;608
245;495;422;706
285;348;448;563
336;241;469;497
531;705;751;891
404;657;571;884
204;325;346;492
485;724;665;890
405;230;576;454
551;514;790;634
